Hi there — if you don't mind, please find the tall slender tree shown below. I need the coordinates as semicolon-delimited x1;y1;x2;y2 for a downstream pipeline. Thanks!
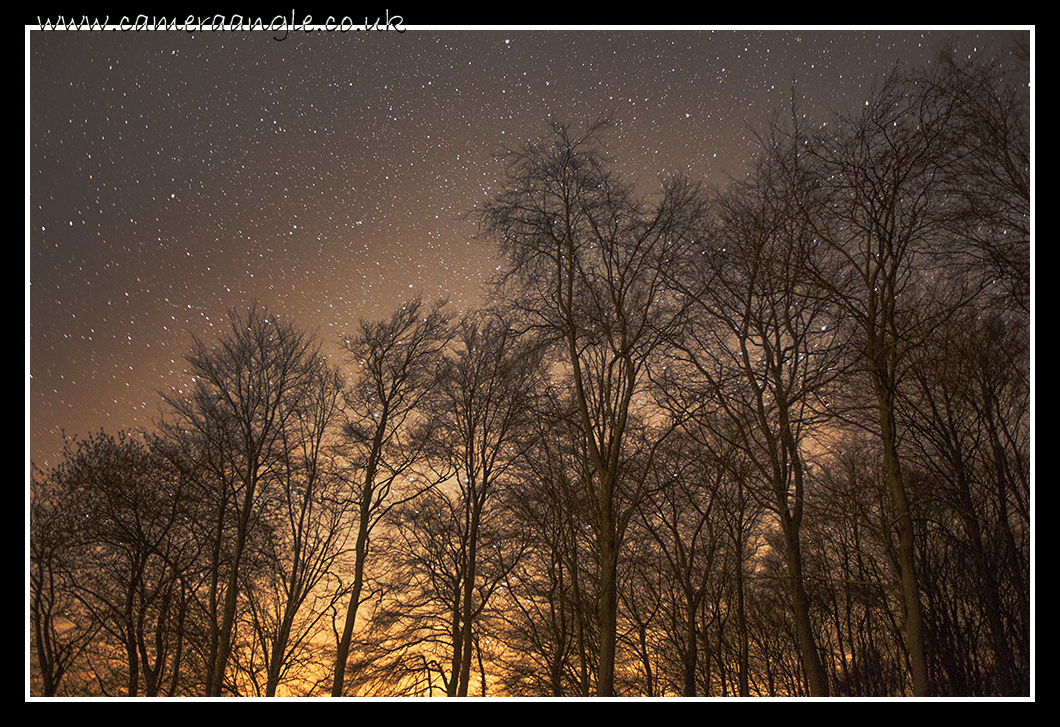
330;297;453;697
246;354;346;696
425;310;543;695
477;118;706;695
160;304;332;696
652;123;844;695
795;72;973;696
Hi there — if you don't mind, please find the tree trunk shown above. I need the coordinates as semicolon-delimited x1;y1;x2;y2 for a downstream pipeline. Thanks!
876;380;930;697
596;492;619;697
331;499;371;696
781;522;829;697
456;500;483;697
208;465;259;696
682;598;698;696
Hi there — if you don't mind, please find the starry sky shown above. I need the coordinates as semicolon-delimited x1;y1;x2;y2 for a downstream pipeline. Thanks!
27;25;1029;469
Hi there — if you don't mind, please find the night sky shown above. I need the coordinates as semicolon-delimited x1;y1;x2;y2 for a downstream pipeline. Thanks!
27;25;1027;469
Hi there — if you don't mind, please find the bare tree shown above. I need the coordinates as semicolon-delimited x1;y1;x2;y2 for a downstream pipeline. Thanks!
30;446;105;696
424;309;543;695
30;430;198;696
805;438;920;697
491;380;598;697
928;41;1030;316
330;297;453;696
477;118;705;695
335;309;540;697
238;354;347;696
796;72;976;696
653;129;844;695
160;304;333;696
348;468;529;696
629;431;723;696
900;308;1029;694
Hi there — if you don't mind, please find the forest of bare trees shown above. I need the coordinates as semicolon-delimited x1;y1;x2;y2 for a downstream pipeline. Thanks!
29;47;1030;698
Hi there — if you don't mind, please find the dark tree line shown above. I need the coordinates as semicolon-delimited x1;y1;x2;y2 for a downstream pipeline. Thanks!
30;44;1029;697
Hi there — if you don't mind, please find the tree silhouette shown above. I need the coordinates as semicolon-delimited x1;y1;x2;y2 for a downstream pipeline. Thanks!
330;297;454;696
478;117;706;695
160;304;335;696
30;430;197;696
